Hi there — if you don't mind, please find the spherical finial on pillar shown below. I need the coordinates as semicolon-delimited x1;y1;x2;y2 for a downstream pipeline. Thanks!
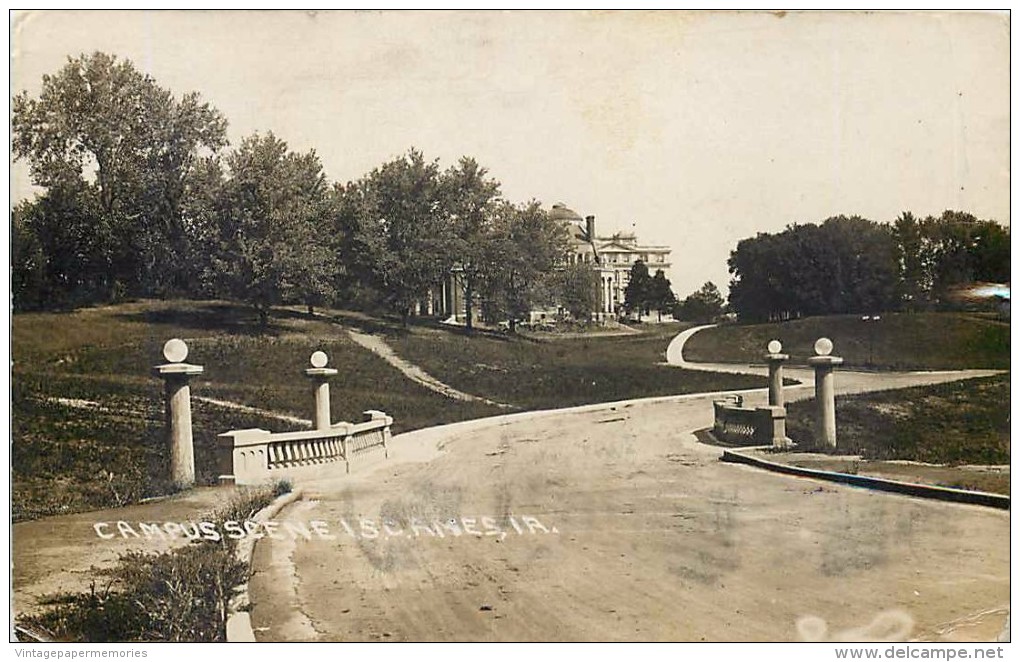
163;338;189;363
765;339;788;407
305;350;338;431
153;339;203;489
808;337;842;448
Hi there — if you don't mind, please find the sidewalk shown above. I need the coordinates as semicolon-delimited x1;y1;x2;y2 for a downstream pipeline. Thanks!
13;486;242;617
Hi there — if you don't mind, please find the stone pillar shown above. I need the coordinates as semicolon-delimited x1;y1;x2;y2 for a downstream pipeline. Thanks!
305;351;339;431
807;337;843;448
153;339;204;489
755;406;790;449
764;339;789;408
364;409;393;459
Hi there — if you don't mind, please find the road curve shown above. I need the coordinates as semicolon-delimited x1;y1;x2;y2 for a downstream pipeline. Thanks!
248;330;1008;642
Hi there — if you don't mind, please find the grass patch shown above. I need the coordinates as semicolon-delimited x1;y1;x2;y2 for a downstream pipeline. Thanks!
16;482;287;642
683;312;1009;370
384;322;768;409
785;374;1010;466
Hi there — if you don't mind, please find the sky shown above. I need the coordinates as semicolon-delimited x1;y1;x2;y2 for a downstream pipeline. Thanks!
9;9;1010;297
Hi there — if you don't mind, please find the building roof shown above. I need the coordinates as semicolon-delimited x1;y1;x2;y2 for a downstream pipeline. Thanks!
549;203;583;223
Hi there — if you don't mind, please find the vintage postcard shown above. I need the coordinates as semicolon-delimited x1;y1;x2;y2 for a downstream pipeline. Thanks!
8;8;1010;656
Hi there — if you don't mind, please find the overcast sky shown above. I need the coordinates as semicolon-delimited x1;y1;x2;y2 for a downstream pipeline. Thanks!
9;10;1009;296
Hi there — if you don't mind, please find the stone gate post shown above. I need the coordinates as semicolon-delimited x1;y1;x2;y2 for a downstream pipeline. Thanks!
305;350;338;431
765;339;789;407
807;337;843;448
153;339;204;488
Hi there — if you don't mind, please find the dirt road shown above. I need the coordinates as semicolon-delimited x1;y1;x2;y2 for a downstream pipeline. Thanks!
248;365;1008;642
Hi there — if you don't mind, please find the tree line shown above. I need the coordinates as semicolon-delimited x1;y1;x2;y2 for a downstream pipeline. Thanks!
727;213;1009;322
11;52;590;328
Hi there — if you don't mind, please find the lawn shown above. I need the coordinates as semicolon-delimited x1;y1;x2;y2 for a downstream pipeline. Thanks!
784;374;1010;467
382;322;768;409
681;312;1009;370
13;301;766;520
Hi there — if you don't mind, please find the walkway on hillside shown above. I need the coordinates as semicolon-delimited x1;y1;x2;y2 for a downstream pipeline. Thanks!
248;331;1006;642
346;329;514;409
664;324;1000;395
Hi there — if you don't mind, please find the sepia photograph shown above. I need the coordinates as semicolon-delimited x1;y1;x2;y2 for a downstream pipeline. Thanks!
7;7;1011;653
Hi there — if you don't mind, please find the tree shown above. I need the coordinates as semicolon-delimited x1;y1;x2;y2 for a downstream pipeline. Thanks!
623;260;652;316
892;210;1011;309
558;262;600;321
677;281;725;323
12;52;228;300
893;211;928;311
11;181;112;308
727;216;900;321
477;201;570;331
648;269;677;321
207;132;336;325
11;204;47;310
442;157;502;331
347;148;455;323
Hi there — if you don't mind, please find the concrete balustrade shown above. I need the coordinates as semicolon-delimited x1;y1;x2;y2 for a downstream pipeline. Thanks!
217;412;392;485
150;340;394;488
712;398;789;448
216;347;393;485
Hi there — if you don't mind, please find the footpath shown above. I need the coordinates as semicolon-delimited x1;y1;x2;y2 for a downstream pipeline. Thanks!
12;487;242;617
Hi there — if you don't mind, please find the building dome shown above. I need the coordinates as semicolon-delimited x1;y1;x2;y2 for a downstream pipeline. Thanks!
549;202;583;222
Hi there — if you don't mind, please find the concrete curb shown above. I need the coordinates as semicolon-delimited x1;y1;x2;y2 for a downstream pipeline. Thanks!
719;448;1010;510
225;488;304;643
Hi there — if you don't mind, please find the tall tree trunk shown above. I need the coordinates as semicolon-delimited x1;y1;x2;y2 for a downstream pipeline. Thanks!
465;278;474;332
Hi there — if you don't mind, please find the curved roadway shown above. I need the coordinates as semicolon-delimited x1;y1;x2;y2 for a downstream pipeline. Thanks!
249;327;1008;642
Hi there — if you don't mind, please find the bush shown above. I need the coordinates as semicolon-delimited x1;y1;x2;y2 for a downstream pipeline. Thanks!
17;482;289;642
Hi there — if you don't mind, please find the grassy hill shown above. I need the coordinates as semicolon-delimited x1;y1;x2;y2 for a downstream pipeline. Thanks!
681;313;1009;370
384;322;766;409
12;300;764;520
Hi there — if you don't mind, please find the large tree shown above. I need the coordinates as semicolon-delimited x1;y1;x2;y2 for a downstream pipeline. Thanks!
648;269;677;321
12;51;228;299
558;262;601;321
442;157;502;331
477;201;570;331
347;148;456;323
206;132;336;325
728;216;900;321
892;210;1011;309
623;260;652;316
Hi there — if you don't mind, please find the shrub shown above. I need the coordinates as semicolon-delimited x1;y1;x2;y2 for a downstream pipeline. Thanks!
17;481;289;642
